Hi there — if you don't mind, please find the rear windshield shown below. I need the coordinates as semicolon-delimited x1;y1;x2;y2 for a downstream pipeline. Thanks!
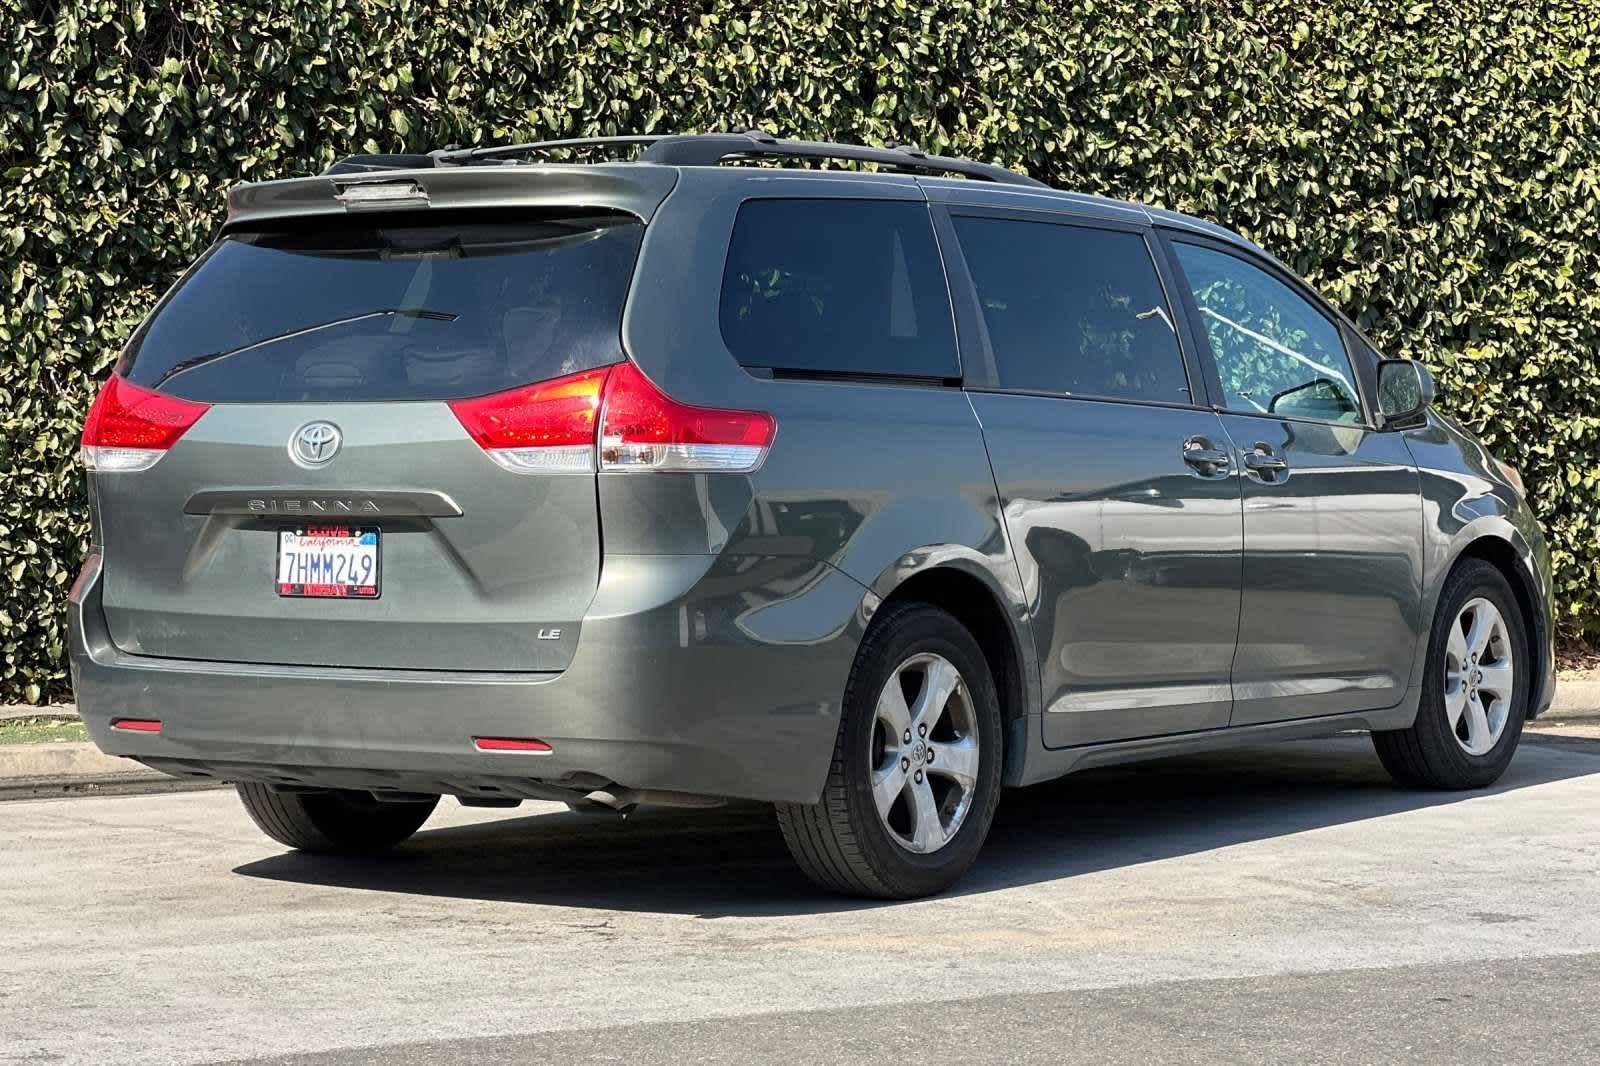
121;214;644;403
719;199;959;379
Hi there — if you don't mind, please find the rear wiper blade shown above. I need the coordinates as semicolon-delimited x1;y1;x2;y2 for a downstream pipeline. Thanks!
434;135;663;164
152;308;459;388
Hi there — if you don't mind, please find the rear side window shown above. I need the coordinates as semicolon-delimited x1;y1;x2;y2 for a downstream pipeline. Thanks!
952;217;1189;403
120;215;644;403
719;199;959;379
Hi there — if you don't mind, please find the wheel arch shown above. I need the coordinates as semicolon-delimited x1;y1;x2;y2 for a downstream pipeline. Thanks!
869;561;1037;785
1438;534;1550;717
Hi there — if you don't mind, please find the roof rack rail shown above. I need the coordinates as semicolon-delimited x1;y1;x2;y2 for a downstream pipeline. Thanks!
640;132;1048;188
326;131;1046;187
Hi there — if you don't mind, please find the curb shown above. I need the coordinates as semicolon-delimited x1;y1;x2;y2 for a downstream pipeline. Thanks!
0;741;144;780
1549;679;1600;716
0;704;77;722
0;741;188;800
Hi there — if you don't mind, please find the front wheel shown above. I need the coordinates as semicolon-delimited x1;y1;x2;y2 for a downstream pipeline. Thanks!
236;783;438;853
776;602;1004;899
1373;559;1529;790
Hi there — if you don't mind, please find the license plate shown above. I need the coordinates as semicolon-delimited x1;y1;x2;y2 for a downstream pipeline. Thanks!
277;525;380;598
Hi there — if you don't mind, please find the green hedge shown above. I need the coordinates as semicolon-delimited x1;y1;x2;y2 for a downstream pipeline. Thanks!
3;0;1599;702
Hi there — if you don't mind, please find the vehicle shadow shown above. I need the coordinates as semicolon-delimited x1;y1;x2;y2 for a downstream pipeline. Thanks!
232;734;1599;919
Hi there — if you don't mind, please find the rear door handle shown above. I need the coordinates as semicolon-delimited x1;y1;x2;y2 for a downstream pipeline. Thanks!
1182;436;1231;476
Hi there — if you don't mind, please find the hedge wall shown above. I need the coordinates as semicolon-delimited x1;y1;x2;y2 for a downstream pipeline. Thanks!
3;0;1599;702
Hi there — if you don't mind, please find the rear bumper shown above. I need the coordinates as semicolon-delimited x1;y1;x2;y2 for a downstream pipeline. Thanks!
69;552;865;804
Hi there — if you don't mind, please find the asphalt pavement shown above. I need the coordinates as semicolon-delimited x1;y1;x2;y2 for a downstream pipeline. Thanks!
3;734;1598;1064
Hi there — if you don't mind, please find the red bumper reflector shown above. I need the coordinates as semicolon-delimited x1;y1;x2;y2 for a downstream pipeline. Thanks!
473;736;552;753
110;718;163;733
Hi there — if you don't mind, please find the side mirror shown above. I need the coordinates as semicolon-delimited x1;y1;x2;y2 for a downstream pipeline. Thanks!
1376;359;1435;429
1268;376;1360;421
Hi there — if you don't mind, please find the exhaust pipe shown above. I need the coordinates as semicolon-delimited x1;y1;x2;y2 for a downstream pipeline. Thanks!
577;787;726;814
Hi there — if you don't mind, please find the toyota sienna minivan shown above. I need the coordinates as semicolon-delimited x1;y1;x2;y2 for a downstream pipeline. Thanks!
70;132;1554;898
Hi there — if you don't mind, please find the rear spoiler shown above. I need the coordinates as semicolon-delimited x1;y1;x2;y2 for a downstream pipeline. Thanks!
223;164;679;232
322;153;442;175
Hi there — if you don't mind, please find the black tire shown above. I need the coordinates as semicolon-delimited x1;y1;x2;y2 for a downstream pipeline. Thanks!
775;601;1004;899
1372;559;1529;789
236;783;438;853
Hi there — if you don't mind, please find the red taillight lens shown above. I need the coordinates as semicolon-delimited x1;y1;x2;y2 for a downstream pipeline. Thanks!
80;375;211;473
449;363;776;475
110;718;163;733
446;367;609;474
598;362;775;472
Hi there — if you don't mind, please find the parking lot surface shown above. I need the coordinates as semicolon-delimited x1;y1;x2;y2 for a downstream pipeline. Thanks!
3;735;1597;1064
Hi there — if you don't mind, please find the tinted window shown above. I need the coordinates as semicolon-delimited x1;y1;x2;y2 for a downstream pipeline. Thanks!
1172;242;1362;423
121;215;643;402
952;217;1189;402
719;199;958;378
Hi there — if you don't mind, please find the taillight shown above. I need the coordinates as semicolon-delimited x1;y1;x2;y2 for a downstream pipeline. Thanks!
80;374;211;473
447;367;610;474
598;362;775;473
449;362;775;475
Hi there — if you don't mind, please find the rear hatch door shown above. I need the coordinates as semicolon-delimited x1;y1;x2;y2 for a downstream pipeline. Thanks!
93;199;651;672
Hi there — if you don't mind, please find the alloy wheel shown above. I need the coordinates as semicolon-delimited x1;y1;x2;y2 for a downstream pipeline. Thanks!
1444;597;1515;756
867;652;980;854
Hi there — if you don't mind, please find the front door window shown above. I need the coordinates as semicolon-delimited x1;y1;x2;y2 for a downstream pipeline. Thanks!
1172;242;1362;423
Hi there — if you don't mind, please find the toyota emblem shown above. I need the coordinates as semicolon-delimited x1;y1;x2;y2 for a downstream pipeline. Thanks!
290;422;342;467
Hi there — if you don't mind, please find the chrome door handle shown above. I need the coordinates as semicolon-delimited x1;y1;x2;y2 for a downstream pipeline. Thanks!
1243;444;1289;475
1182;437;1231;476
1243;452;1287;471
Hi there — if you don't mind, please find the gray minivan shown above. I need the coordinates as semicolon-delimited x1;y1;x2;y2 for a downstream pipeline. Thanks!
70;133;1554;898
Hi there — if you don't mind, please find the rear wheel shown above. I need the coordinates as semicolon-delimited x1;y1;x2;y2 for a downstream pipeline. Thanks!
1372;559;1529;789
236;783;438;853
776;602;1003;899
